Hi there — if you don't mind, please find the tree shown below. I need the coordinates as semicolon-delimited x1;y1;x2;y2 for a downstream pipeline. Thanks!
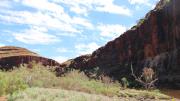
131;64;158;89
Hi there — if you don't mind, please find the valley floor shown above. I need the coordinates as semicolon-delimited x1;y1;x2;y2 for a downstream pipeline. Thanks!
0;63;177;101
7;88;172;101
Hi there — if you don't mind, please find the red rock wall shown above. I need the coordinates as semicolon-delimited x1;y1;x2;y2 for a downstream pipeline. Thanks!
0;55;60;70
62;0;180;88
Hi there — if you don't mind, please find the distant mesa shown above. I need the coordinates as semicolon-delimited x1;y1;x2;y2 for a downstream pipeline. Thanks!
0;46;60;69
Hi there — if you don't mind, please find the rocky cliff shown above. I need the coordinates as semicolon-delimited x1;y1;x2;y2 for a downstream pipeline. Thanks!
61;0;180;88
0;46;60;69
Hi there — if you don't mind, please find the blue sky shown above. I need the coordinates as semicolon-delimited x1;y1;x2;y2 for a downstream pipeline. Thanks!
0;0;159;63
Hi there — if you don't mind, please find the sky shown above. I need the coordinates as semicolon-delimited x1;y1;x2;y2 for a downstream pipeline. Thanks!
0;0;159;63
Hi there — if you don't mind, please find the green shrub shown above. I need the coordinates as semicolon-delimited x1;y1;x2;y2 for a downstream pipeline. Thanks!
0;63;121;97
131;18;145;30
55;70;120;96
0;71;27;96
6;76;27;94
165;0;170;3
12;63;59;88
137;18;145;26
0;62;171;100
0;72;6;96
121;77;129;89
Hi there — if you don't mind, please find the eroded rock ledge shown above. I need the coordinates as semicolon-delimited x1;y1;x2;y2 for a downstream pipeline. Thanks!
0;46;60;69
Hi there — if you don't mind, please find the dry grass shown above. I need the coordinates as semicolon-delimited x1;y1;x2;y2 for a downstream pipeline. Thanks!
56;70;120;96
0;63;171;101
118;89;170;100
0;63;121;97
8;88;120;101
8;88;172;101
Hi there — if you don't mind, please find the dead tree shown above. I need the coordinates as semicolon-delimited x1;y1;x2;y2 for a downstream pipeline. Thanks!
131;64;158;89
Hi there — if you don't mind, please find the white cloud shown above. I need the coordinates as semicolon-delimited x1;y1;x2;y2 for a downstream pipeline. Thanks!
22;0;65;14
0;10;80;33
55;0;131;16
128;0;151;6
53;56;69;63
12;27;59;45
0;1;11;8
70;5;88;16
75;42;100;55
21;0;94;30
97;24;127;39
0;0;94;39
72;17;94;29
95;1;131;16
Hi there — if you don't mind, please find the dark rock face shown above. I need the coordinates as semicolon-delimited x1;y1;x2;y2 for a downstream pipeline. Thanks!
61;55;91;69
0;46;60;69
0;56;60;69
62;0;180;88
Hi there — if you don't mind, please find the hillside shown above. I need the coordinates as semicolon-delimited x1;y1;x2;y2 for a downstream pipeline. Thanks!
0;46;38;58
0;46;60;69
61;0;180;88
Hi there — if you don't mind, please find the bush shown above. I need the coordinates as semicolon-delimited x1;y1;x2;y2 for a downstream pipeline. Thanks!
0;72;6;96
0;71;27;96
0;63;121;97
0;62;170;100
131;18;145;30
121;77;129;89
55;70;120;96
18;63;120;96
10;63;59;88
137;18;145;26
131;65;158;89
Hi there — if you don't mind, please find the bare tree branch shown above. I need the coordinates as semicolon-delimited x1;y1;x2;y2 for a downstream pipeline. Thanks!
131;63;158;89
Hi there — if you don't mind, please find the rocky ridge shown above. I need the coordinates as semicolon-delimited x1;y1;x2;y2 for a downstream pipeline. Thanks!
61;0;180;88
0;46;60;69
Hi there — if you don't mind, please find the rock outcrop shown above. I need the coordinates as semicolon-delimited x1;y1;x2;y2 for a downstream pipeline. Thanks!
61;0;180;88
0;46;60;69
